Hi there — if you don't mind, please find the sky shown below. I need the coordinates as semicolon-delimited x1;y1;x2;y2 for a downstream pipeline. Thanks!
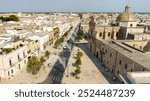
0;0;150;12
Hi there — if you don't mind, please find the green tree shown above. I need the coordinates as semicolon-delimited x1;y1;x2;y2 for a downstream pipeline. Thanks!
76;51;83;58
0;15;19;22
45;50;50;58
40;56;45;64
75;58;82;66
9;15;19;21
54;36;64;46
74;67;81;77
3;48;13;54
76;30;83;41
27;56;42;75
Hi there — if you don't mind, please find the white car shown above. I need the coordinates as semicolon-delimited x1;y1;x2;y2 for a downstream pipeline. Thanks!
63;46;67;50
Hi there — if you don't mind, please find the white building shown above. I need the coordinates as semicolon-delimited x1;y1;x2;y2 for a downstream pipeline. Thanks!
27;32;49;52
0;45;28;79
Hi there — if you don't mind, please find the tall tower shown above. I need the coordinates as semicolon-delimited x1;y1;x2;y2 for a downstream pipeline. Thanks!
88;15;96;54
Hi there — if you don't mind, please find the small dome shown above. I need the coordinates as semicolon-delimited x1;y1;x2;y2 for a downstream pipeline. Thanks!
117;5;137;22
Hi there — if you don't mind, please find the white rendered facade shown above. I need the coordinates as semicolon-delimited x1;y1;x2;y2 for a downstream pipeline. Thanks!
0;46;28;79
27;32;49;52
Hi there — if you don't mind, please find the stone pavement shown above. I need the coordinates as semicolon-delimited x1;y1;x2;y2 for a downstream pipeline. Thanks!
62;45;109;84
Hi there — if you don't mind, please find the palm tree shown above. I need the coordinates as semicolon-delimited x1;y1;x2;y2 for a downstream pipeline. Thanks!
45;50;50;59
27;56;42;75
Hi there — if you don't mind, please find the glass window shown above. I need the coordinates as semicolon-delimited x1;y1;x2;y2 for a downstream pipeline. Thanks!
131;69;133;72
117;70;119;74
11;69;13;73
110;53;112;57
18;64;21;70
125;64;127;69
119;60;122;65
23;52;26;58
99;32;102;37
8;71;10;76
18;55;20;61
9;60;12;66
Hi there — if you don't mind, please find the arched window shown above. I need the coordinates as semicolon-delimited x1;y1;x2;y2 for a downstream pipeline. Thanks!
130;24;133;27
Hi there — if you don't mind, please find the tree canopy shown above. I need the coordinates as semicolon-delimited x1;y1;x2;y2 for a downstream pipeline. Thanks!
54;36;64;46
45;50;50;58
76;30;83;41
75;67;81;76
76;51;83;58
75;58;82;66
0;15;19;22
27;56;42;75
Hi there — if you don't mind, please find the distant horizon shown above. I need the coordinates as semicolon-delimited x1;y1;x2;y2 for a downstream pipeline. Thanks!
0;12;150;14
0;0;150;12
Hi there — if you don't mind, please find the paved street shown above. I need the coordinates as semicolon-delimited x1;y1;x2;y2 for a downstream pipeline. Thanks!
41;49;71;84
41;25;78;84
65;42;121;84
62;42;109;84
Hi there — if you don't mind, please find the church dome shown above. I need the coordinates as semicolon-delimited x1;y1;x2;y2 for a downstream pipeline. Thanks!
117;5;137;22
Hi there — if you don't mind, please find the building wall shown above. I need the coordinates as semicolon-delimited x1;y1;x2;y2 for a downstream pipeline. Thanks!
94;40;149;81
39;34;49;51
95;26;120;40
126;28;144;35
27;40;40;56
134;34;150;40
114;51;146;80
53;27;59;37
119;22;137;27
0;46;28;79
28;33;49;52
49;31;54;42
